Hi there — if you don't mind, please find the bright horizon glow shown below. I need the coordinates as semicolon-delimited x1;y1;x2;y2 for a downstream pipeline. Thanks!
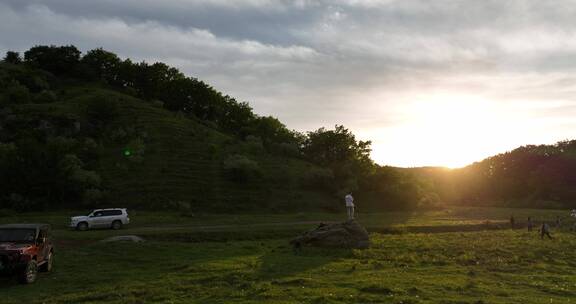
365;93;569;168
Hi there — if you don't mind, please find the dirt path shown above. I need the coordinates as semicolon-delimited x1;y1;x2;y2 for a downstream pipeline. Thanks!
56;219;513;236
132;220;336;232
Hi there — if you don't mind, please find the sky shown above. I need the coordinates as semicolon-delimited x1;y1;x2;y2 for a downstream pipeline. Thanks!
1;0;575;168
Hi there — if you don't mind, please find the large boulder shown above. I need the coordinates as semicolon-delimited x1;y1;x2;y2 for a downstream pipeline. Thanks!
290;220;370;249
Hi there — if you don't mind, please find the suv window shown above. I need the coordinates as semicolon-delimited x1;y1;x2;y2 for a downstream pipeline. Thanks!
102;210;123;216
0;229;36;242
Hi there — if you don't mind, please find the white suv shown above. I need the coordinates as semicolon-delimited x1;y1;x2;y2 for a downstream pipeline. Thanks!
70;209;130;231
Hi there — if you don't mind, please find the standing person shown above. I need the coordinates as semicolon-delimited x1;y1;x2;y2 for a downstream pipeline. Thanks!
527;216;533;232
510;215;515;229
555;216;561;228
345;193;355;220
540;222;553;240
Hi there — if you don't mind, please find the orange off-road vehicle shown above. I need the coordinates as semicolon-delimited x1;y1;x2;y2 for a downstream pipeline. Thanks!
0;224;54;284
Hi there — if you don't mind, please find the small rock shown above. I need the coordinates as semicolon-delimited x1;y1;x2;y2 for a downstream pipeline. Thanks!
100;235;145;243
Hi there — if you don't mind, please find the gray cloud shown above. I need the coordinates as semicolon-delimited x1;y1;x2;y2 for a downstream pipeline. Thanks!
1;0;576;166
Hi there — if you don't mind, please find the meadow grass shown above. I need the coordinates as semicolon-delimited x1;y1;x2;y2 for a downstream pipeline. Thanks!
1;207;575;303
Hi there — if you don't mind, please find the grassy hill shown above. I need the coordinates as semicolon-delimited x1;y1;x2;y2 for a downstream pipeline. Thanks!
5;44;575;213
0;63;334;212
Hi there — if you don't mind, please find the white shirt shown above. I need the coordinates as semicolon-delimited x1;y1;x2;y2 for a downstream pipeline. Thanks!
345;194;354;207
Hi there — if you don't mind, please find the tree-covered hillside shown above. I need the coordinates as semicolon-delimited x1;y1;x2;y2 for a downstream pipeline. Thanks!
452;141;576;208
408;141;576;209
0;45;429;212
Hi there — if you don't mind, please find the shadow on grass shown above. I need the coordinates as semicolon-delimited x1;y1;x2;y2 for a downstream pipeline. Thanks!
0;276;18;289
256;245;351;282
0;272;53;289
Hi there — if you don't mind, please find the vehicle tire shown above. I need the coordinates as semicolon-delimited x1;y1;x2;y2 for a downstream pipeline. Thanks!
18;260;38;284
111;220;122;230
40;251;53;273
76;222;88;231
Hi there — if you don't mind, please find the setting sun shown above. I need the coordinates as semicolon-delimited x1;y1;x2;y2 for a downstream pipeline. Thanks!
369;93;533;168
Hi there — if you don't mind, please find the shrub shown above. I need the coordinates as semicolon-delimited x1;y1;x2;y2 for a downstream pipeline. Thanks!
85;95;120;124
16;74;50;93
0;142;17;159
82;137;100;155
270;142;300;157
3;51;21;64
243;135;264;154
7;193;34;212
0;208;16;217
151;99;164;108
82;188;105;207
208;144;218;159
223;154;261;182
302;167;334;189
166;201;195;217
109;127;129;143
124;137;146;162
70;169;102;188
34;90;57;103
5;81;31;104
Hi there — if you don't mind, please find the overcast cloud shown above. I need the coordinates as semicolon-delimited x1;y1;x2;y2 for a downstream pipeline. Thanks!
1;0;575;167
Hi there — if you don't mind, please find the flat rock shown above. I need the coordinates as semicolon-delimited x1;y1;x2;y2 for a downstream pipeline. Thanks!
100;235;146;243
290;219;370;249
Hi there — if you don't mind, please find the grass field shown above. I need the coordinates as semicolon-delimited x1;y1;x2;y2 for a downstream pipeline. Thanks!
1;207;575;303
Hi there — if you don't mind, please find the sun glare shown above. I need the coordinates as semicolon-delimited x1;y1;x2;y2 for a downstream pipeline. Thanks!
374;93;518;168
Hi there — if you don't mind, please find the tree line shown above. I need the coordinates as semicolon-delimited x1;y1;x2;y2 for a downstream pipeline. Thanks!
0;45;434;211
4;45;571;211
412;141;576;209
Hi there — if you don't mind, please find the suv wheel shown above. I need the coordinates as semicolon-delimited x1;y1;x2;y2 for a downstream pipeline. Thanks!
76;222;88;231
111;220;122;230
18;260;38;284
40;251;53;273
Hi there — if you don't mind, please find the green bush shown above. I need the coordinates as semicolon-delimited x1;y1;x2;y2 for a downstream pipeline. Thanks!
124;137;146;162
3;51;21;64
85;95;120;124
243;135;264;154
0;208;16;217
166;201;195;217
6;193;34;212
302;167;334;189
70;169;102;188
208;144;219;159
270;142;300;157
17;74;50;93
34;90;57;103
109;127;129;142
5;81;31;104
223;154;261;182
151;99;164;108
82;188;105;207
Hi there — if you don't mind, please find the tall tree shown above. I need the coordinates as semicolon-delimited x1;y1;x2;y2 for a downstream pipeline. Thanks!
81;48;121;82
3;51;21;64
24;45;81;75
